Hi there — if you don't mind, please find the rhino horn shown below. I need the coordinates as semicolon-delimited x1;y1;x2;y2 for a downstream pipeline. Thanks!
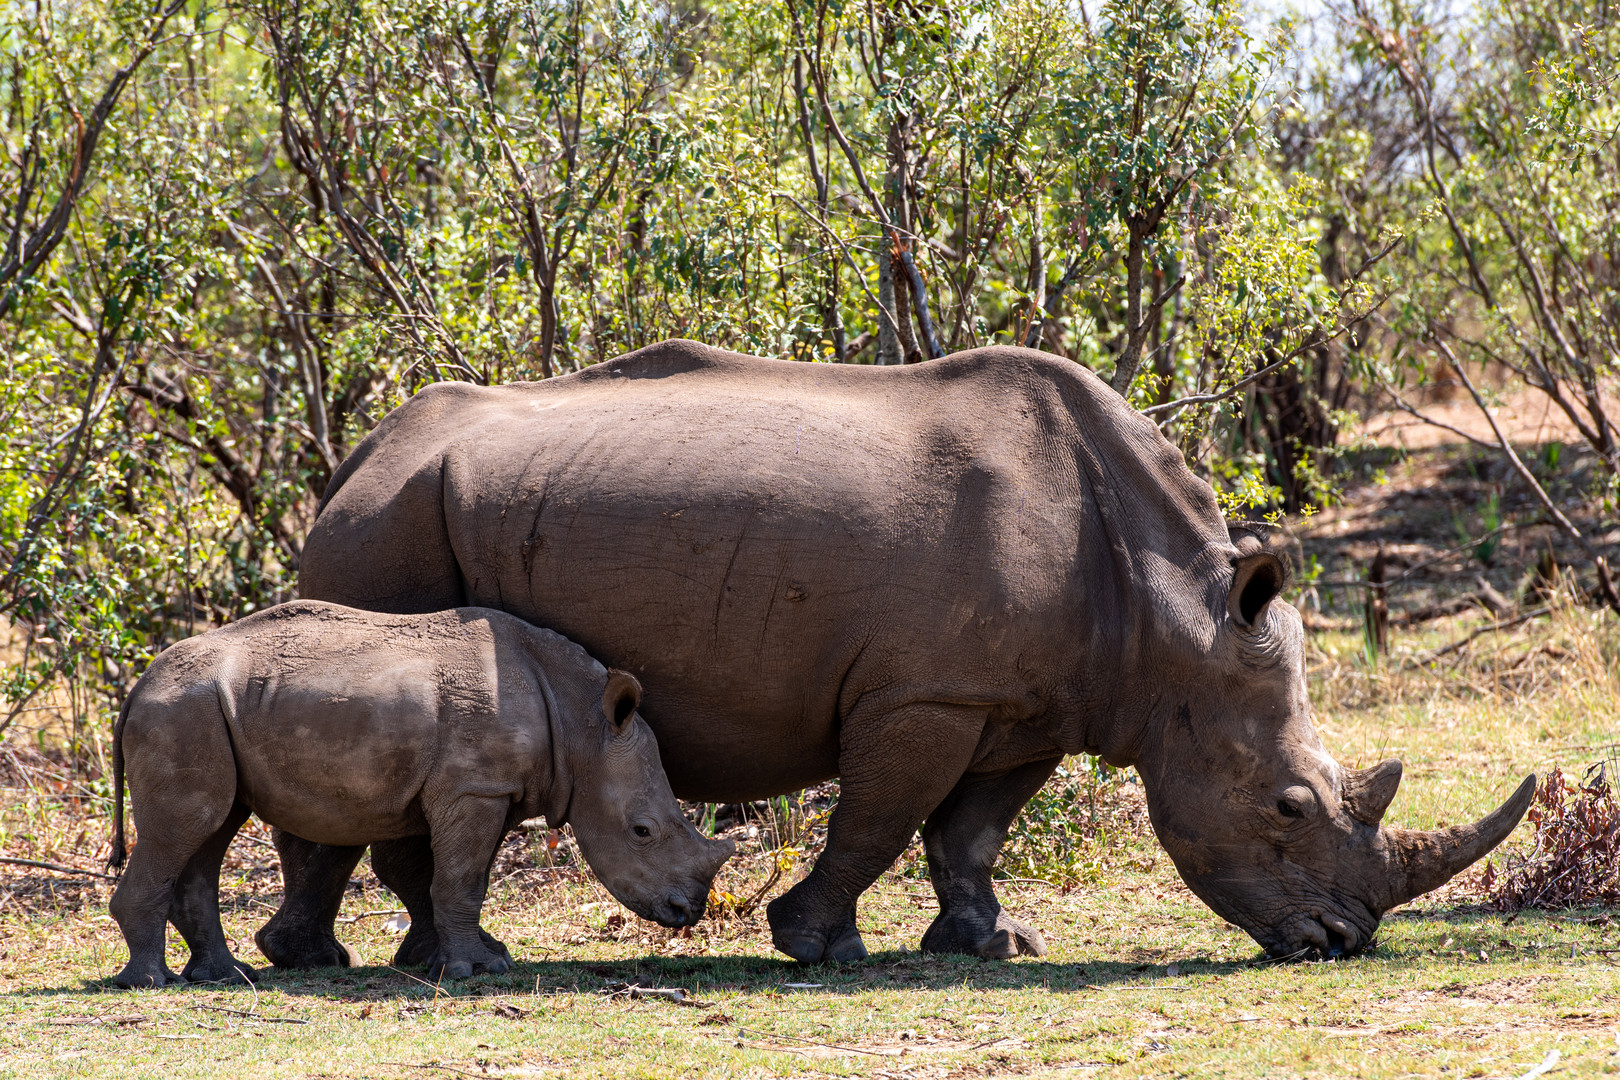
1344;758;1403;826
707;836;737;874
1375;774;1537;910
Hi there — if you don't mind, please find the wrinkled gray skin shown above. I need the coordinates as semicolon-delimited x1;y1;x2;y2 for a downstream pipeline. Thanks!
107;601;733;988
256;341;1533;966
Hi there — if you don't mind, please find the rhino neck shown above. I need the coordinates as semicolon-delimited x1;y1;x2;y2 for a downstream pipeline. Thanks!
1059;492;1234;768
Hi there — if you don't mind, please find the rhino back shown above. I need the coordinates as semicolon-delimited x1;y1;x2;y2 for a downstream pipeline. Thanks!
303;343;1235;799
154;603;543;844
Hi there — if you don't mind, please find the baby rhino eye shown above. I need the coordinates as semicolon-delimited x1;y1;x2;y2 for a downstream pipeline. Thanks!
633;825;652;838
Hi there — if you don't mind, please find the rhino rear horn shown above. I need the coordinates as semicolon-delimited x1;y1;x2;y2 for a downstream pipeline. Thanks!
603;669;642;733
1378;774;1537;910
1345;759;1403;826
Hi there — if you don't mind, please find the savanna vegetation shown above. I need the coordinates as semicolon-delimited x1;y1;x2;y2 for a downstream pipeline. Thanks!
1;0;1617;1075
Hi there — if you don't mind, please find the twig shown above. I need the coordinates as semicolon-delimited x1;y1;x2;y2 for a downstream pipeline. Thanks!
1418;606;1552;662
0;857;117;881
193;1005;308;1025
388;964;449;1000
1514;1049;1560;1080
378;1064;484;1079
772;193;902;344
336;908;407;924
734;1026;892;1057
601;984;712;1008
1141;325;1354;418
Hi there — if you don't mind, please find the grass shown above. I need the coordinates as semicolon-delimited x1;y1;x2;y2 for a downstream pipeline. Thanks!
1;595;1617;1078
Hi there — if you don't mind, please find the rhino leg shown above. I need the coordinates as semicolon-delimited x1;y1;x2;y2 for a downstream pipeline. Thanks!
110;836;191;988
919;757;1061;959
422;796;514;980
111;792;240;989
171;800;257;984
372;836;511;969
767;702;986;964
254;832;365;969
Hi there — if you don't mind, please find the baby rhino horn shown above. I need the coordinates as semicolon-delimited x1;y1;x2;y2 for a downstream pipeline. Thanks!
1344;759;1403;826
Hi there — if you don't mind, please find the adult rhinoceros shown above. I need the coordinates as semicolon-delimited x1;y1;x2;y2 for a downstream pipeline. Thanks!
257;340;1532;966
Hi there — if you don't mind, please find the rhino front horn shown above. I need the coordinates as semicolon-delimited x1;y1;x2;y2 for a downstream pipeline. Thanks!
1378;774;1537;910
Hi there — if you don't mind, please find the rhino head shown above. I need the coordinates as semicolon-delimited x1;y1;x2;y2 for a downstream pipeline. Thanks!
1133;540;1534;959
563;670;736;928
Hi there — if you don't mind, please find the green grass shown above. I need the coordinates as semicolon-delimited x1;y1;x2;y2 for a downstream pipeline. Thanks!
1;601;1617;1078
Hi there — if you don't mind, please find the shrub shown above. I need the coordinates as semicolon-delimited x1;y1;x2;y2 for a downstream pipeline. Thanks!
1482;761;1620;911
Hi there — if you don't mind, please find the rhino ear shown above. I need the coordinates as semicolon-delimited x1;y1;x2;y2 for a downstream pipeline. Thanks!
1229;551;1288;629
602;669;642;733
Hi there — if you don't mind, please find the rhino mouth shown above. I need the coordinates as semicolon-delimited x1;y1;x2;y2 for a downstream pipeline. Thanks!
636;883;712;929
1257;902;1379;961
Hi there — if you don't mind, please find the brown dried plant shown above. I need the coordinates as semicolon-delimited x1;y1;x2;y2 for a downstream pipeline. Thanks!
1482;761;1620;911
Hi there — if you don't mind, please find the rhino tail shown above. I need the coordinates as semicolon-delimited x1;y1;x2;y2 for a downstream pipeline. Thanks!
108;692;132;872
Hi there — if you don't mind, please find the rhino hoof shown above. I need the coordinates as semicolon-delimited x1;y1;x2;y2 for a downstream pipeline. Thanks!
771;923;868;965
114;965;187;989
393;926;508;970
922;911;1047;960
182;957;257;985
255;922;352;970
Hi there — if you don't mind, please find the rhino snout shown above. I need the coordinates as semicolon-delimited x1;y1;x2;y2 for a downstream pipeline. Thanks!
652;884;711;928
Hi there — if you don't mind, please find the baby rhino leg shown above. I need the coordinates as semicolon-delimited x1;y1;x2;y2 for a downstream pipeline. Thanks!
372;836;510;969
111;712;241;989
425;796;515;980
170;801;255;984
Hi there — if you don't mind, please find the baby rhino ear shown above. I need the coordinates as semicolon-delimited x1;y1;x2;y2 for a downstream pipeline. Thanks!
602;669;642;733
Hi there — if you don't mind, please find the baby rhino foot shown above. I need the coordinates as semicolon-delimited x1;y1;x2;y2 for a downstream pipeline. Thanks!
254;918;352;970
424;939;513;981
182;955;258;985
922;908;1047;959
394;923;508;970
115;962;186;989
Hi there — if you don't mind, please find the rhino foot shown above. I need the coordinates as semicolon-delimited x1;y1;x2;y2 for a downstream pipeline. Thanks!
772;923;868;965
114;963;187;989
182;956;258;985
922;910;1047;959
393;924;508;970
424;942;513;982
766;893;867;964
255;918;352;970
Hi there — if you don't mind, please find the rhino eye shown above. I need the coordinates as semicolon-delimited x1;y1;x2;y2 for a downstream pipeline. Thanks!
633;825;652;838
1277;799;1304;819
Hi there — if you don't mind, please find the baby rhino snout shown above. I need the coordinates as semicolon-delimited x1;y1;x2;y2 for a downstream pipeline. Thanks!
658;885;711;928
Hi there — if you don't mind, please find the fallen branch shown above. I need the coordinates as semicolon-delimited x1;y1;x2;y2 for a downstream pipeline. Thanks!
0;856;118;881
193;1004;309;1025
336;908;407;924
1418;606;1552;662
734;1026;893;1057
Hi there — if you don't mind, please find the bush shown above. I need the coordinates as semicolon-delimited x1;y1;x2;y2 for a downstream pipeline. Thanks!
1482;761;1620;911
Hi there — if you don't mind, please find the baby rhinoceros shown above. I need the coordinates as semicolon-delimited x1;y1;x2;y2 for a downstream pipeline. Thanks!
107;600;734;988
